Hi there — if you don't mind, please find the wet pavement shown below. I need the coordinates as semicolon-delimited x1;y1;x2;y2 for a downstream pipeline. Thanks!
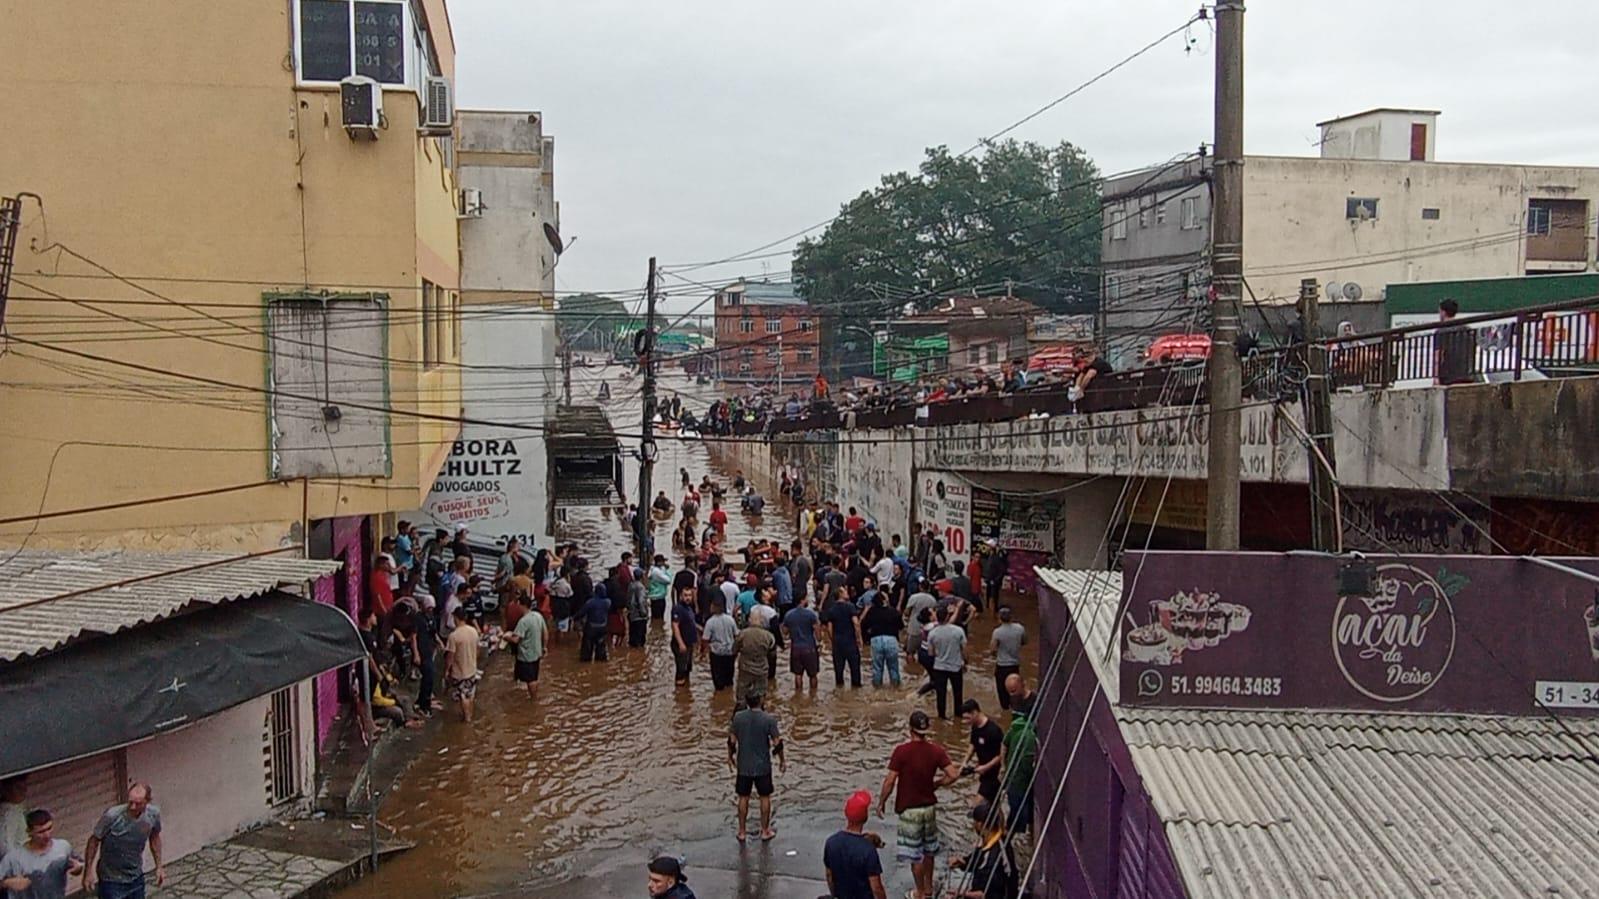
331;366;1039;899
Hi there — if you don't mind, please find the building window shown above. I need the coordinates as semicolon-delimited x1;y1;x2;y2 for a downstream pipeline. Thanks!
450;290;461;359
1180;197;1199;230
765;318;782;333
986;344;999;365
1346;197;1379;221
1110;207;1127;240
1137;198;1150;228
797;347;815;362
723;292;741;307
296;0;410;85
1156;202;1167;224
967;344;982;365
739;319;754;334
1421;207;1441;221
421;279;437;367
799;320;814;332
1104;274;1120;301
268;687;300;804
1527;203;1552;236
740;347;755;359
766;347;781;361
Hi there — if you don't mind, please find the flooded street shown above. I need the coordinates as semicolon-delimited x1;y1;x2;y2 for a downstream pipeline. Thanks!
333;365;1040;899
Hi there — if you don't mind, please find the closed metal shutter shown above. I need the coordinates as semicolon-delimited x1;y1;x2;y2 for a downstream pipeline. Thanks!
23;752;121;850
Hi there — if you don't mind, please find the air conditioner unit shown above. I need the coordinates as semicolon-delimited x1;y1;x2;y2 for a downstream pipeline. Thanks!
339;76;381;137
457;188;485;219
422;75;453;134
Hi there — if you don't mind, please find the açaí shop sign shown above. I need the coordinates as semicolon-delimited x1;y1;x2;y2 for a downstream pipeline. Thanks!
1118;551;1599;715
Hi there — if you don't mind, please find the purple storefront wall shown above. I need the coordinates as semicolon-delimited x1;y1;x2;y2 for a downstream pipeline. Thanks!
313;516;367;750
1034;582;1186;899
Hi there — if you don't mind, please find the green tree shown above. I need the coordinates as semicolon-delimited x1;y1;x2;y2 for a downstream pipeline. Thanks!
556;293;633;353
793;140;1101;377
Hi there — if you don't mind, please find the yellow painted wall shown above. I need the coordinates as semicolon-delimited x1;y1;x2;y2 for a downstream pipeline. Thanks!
0;1;460;550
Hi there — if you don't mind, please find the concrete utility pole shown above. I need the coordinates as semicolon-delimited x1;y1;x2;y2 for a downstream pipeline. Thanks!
1298;278;1341;551
560;339;573;405
635;257;659;558
1205;0;1244;550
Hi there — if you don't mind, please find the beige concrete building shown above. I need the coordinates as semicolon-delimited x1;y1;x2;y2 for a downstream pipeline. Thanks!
1100;108;1599;365
0;0;465;551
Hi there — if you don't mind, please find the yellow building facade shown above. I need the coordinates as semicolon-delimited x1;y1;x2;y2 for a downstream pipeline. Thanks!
0;0;464;550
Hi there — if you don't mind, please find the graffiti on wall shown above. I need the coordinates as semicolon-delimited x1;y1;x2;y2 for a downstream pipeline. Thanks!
835;435;914;537
1340;490;1490;555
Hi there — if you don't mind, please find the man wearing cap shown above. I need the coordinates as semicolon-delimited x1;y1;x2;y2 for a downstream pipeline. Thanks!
823;791;887;899
450;524;471;560
645;855;696;899
877;711;960;899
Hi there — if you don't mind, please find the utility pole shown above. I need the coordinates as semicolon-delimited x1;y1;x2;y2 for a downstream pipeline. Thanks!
635;257;659;557
1298;278;1341;551
776;333;784;389
1204;1;1244;550
560;339;573;406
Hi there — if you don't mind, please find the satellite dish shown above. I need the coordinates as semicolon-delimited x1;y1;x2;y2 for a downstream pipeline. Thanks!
543;222;565;256
1343;282;1363;301
1324;282;1344;302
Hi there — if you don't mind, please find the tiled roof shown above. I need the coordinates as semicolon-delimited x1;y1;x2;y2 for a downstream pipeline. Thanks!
0;549;343;663
1036;567;1599;899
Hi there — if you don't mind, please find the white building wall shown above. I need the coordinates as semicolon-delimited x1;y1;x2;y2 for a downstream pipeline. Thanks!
427;110;560;545
1242;156;1599;303
121;683;315;865
1319;110;1438;162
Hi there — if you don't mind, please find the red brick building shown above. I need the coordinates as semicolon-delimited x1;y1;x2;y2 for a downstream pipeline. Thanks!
712;280;820;386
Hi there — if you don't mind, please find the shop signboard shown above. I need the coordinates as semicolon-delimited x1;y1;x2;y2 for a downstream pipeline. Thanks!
1117;551;1599;716
971;488;1056;553
916;470;972;568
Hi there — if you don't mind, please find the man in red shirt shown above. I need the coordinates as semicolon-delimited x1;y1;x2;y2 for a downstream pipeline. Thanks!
844;507;865;537
368;555;395;617
708;500;729;537
877;711;960;899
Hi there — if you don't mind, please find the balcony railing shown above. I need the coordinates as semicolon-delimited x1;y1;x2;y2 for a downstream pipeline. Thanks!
718;295;1599;438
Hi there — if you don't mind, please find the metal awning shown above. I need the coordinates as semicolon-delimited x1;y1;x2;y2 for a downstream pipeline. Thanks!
0;592;364;777
0;549;342;663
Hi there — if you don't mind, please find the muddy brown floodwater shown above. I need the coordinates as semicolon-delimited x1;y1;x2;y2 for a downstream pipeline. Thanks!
333;366;1040;898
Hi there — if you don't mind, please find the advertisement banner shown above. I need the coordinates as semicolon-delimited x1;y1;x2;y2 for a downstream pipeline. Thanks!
971;488;1056;553
916;471;972;569
1117;551;1599;716
423;436;545;547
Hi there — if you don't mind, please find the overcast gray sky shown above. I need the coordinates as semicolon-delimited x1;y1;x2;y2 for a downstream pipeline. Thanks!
451;0;1598;314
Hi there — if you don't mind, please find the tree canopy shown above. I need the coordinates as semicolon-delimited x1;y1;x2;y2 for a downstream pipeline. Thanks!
792;139;1101;375
793;139;1101;311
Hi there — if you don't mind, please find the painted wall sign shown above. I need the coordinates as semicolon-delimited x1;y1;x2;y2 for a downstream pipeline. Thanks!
423;437;544;546
1116;550;1599;716
916;471;972;568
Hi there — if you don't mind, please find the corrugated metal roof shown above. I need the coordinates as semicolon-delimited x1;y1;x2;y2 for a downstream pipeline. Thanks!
0;549;343;663
1035;567;1599;899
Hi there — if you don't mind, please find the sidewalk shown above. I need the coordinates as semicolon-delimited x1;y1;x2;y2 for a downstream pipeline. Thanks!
151;818;410;899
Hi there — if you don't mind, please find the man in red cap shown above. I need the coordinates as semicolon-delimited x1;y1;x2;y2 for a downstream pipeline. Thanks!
823;791;886;899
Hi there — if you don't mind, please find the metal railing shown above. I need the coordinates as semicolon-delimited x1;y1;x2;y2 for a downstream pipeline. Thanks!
715;295;1599;438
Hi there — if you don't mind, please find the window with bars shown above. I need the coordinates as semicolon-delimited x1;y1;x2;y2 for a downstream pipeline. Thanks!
739;319;754;333
268;687;300;804
765;318;782;333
